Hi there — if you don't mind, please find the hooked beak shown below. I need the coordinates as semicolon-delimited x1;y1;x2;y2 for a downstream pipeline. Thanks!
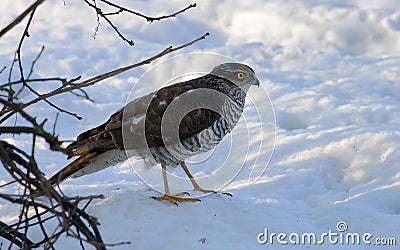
252;76;260;88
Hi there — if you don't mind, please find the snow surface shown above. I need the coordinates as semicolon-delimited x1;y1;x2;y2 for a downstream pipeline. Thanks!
1;0;400;249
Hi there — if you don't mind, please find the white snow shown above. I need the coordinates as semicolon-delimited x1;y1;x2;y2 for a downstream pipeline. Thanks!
1;0;400;249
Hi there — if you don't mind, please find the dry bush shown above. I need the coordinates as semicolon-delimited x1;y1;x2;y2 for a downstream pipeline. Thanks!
0;1;207;248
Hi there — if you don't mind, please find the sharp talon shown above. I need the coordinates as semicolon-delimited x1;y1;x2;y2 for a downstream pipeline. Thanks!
222;192;233;197
174;202;178;207
182;191;190;196
197;199;201;202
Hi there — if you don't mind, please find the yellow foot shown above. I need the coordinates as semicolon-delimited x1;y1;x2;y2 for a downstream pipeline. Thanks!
151;194;200;206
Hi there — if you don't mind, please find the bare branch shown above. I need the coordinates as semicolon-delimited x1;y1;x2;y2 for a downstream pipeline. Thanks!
0;0;45;38
0;99;67;154
85;0;197;45
0;126;67;153
0;32;209;122
14;45;45;98
100;0;196;22
0;221;33;248
83;0;134;46
1;77;69;88
0;140;109;249
70;89;95;102
6;52;18;102
27;45;45;80
52;112;59;135
0;1;207;249
12;10;82;120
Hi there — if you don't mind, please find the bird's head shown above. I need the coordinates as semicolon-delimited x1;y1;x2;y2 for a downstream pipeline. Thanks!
210;62;260;92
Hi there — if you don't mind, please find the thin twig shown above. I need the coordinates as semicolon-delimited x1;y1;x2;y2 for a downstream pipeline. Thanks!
1;77;68;88
0;0;45;38
13;46;44;98
6;52;18;102
5;209;57;230
27;45;45;80
100;0;196;22
92;0;101;40
13;9;82;120
0;221;32;248
32;201;54;249
85;0;197;45
52;113;59;136
84;0;134;46
0;99;67;154
70;89;95;102
0;127;67;154
15;45;45;99
104;241;131;247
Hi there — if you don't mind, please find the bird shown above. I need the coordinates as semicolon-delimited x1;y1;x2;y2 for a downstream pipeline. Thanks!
47;62;260;204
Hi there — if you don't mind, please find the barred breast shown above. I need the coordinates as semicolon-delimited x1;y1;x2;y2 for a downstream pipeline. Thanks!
148;91;245;167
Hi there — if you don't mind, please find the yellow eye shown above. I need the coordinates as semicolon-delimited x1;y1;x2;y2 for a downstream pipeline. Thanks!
237;72;245;79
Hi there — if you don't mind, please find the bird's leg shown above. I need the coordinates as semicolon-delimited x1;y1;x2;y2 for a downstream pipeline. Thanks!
151;163;200;205
179;161;218;194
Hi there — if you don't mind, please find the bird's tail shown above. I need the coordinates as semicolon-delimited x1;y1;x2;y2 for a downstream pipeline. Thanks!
48;152;97;186
29;152;97;198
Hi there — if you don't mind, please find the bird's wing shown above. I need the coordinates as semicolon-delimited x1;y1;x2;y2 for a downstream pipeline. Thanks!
65;90;156;157
121;76;224;149
68;76;227;156
48;152;97;185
